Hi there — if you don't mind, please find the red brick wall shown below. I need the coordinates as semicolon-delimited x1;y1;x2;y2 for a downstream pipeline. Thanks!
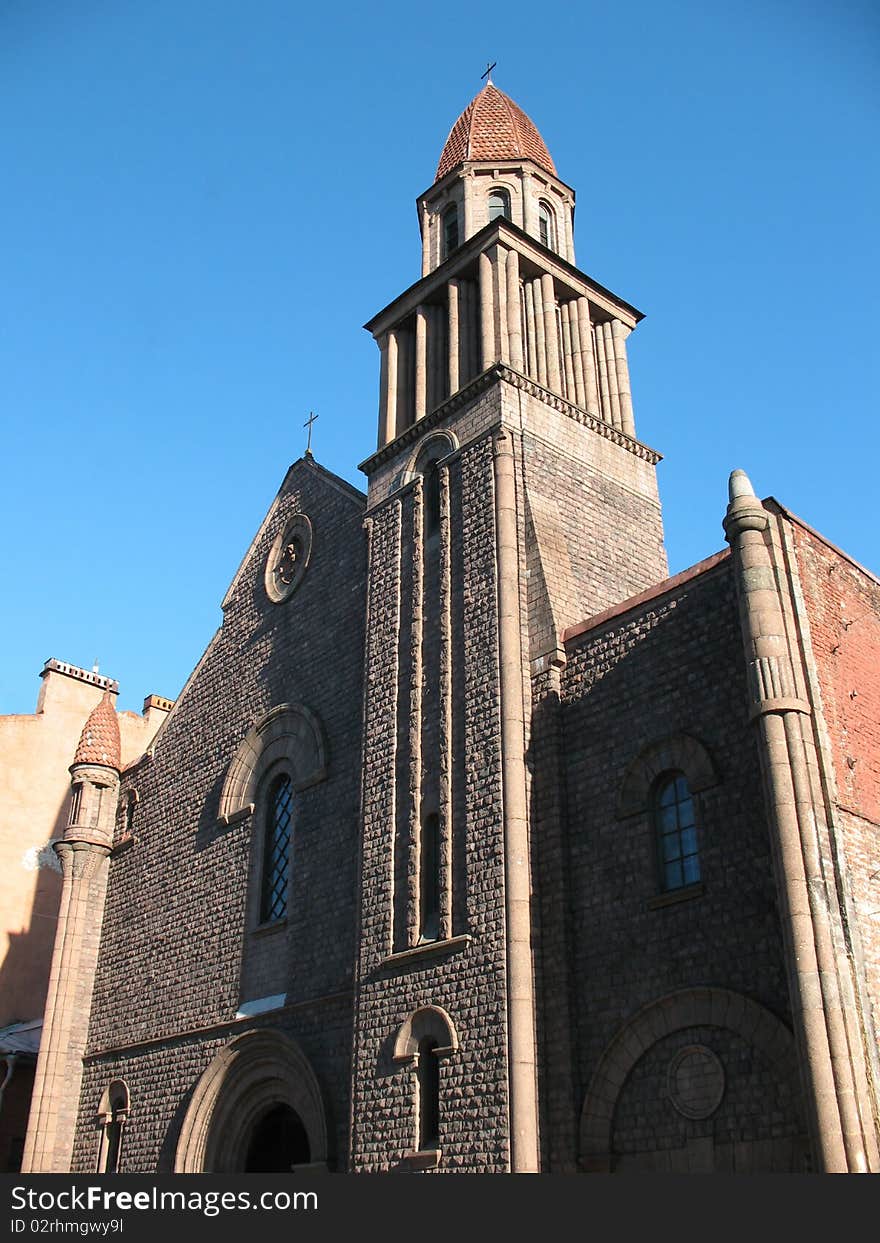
792;521;880;1049
793;524;880;826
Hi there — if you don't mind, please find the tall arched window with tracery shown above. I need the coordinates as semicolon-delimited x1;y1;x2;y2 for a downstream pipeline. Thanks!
653;771;700;891
260;772;293;923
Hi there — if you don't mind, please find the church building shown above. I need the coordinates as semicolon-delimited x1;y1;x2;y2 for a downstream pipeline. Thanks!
22;81;880;1174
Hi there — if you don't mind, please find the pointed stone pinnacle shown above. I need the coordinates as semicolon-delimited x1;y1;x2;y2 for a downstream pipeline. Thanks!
728;469;756;502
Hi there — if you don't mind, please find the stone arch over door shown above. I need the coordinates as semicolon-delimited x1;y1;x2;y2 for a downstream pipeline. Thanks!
175;1029;329;1172
579;988;805;1173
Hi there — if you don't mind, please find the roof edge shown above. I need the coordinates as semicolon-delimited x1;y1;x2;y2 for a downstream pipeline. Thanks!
563;549;731;646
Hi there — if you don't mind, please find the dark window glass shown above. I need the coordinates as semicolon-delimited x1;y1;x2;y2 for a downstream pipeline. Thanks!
420;813;440;941
417;1037;440;1150
261;774;292;923
488;189;510;221
538;202;555;250
125;793;136;836
654;771;699;891
424;462;441;540
443;206;459;257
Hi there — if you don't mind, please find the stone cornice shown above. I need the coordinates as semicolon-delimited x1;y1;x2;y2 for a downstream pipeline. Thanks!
358;364;662;477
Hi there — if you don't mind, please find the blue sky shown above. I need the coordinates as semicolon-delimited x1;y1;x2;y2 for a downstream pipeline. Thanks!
1;1;877;714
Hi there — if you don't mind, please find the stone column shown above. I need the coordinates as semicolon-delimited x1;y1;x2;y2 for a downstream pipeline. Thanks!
495;248;509;365
479;251;495;371
564;202;575;265
724;471;878;1173
541;273;561;395
386;329;400;445
506;250;524;373
462;172;474;241
568;302;586;408
595;320;610;423
533;278;547;387
560;302;576;402
524;281;537;380
601;323;622;429
415;306;428;422
448;280;460;395
378;333;392;448
420;201;430;277
611;320;635;437
576;297;600;417
492;426;539;1173
521;170;533;237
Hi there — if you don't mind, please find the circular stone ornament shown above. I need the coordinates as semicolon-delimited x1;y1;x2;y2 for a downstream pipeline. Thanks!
265;514;313;604
667;1044;725;1120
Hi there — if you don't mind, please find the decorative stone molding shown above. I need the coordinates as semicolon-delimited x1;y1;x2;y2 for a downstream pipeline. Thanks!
174;1028;328;1173
617;733;718;819
401;429;458;487
217;704;326;825
392;1005;459;1063
579;988;799;1169
358;363;661;476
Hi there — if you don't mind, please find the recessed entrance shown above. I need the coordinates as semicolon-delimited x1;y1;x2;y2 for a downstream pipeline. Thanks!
244;1104;310;1172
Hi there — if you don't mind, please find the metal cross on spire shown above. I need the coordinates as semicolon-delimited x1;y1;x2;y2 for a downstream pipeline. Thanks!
303;411;318;456
481;61;496;85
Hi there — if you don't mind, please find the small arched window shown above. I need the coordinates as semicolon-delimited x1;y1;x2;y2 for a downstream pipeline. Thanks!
654;771;699;891
442;205;459;258
260;772;293;923
488;188;511;222
417;1037;440;1151
96;1080;130;1174
538;201;556;251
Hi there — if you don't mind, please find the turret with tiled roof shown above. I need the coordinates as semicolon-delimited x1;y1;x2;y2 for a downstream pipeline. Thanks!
71;691;121;771
415;76;576;280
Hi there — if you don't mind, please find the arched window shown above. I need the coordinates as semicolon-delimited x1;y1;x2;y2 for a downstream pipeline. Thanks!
538;201;556;251
417;1037;440;1151
420;813;440;941
442;205;459;258
393;1005;458;1166
260;772;293;923
488;188;511;221
96;1080;130;1174
653;771;699;891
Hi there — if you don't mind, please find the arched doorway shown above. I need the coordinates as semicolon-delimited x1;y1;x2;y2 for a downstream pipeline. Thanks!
243;1103;311;1172
174;1029;329;1173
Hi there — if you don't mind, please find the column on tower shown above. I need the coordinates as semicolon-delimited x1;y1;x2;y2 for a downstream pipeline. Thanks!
371;230;640;452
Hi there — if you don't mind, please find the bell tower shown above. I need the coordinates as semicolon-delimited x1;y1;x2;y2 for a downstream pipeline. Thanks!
351;81;668;1172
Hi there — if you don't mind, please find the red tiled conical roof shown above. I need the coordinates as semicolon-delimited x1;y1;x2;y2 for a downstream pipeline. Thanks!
436;83;557;182
73;692;121;769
